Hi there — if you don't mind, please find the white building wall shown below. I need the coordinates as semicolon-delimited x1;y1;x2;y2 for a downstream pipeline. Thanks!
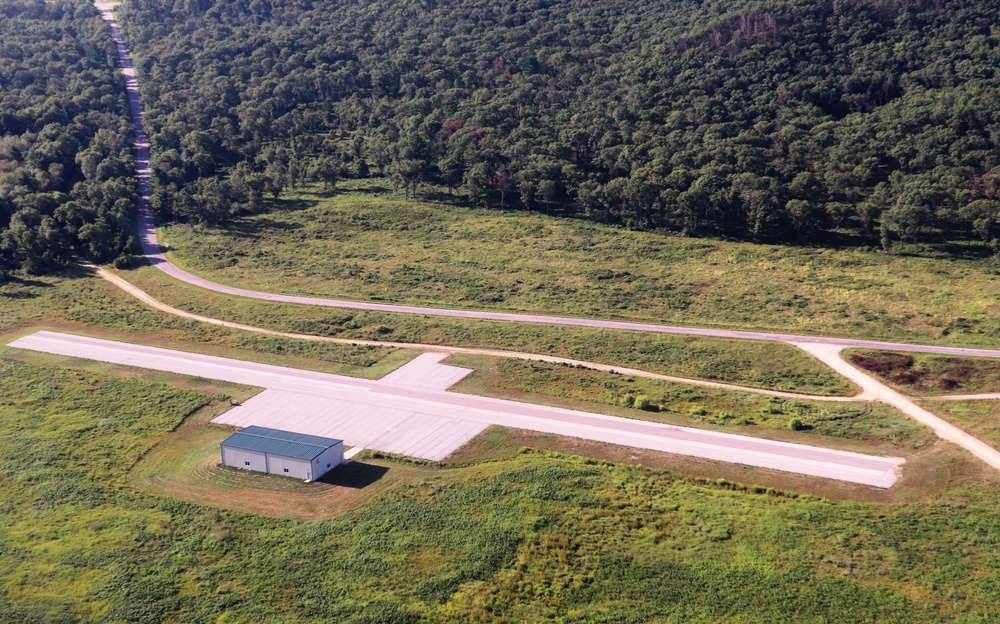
222;447;267;472
311;442;344;480
266;454;313;480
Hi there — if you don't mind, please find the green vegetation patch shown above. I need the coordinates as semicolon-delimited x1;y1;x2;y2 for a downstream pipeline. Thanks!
0;0;136;276
848;350;1000;396
161;188;1000;345
926;400;1000;450
0;358;211;619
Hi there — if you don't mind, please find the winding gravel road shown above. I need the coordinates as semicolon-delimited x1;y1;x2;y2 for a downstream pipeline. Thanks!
98;4;1000;360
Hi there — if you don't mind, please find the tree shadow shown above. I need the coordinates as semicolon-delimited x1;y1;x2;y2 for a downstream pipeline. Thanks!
317;460;390;489
0;275;53;288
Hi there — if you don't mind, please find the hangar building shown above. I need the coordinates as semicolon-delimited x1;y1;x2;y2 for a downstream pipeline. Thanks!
220;425;343;481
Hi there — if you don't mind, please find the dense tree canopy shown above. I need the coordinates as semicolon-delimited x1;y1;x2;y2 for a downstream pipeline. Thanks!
0;0;136;276
113;0;1000;255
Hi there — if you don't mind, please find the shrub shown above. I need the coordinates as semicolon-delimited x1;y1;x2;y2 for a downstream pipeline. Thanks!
634;395;651;410
111;254;134;269
789;417;804;431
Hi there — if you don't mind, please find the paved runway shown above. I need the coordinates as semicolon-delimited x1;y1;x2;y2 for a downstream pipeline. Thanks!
8;331;904;487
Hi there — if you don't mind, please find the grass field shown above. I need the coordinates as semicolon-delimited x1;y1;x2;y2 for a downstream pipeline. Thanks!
847;349;1000;397
158;182;1000;346
119;264;857;395
8;264;1000;620
4;356;1000;621
7;207;1000;620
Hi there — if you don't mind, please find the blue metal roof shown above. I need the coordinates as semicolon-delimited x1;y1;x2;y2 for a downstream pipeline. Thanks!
221;425;342;461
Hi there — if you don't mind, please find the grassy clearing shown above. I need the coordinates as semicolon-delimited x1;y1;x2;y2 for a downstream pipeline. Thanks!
4;356;1000;621
847;350;1000;396
6;275;1000;620
120;264;856;395
926;400;1000;449
445;354;931;456
159;183;1000;345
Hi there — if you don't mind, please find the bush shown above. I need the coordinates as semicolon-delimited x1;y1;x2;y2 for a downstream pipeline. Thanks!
619;394;635;407
634;395;651;410
789;417;804;431
111;254;135;269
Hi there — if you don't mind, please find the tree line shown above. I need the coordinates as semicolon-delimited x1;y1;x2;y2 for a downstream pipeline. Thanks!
0;0;137;277
111;0;1000;258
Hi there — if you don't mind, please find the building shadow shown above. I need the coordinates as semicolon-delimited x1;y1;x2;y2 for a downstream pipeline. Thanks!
317;460;389;489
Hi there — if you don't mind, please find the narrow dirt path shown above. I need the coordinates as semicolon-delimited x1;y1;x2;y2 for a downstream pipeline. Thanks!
91;264;866;402
794;342;1000;471
925;393;1000;401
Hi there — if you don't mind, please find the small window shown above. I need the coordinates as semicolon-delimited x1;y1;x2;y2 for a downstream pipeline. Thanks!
245;461;250;466
283;468;289;473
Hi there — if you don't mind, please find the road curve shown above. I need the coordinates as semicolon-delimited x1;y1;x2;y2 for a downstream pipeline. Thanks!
89;263;868;402
97;5;1000;361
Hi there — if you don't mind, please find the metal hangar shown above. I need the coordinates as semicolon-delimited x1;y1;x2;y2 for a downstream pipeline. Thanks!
220;426;344;482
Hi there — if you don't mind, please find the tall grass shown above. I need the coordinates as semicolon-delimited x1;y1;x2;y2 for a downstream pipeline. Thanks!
0;357;998;622
161;184;1000;346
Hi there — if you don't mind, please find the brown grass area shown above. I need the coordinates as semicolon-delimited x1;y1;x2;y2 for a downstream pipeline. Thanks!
848;349;1000;396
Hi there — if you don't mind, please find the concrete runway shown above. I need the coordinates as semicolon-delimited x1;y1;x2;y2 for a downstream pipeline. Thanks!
8;331;904;487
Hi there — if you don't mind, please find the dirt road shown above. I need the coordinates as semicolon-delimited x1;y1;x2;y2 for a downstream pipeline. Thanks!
795;343;1000;471
92;263;866;402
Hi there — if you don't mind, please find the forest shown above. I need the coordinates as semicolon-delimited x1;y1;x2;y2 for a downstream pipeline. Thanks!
107;0;1000;256
4;0;1000;273
0;0;137;276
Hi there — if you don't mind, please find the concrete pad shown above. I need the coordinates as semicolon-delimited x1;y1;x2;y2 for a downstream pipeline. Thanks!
377;352;473;390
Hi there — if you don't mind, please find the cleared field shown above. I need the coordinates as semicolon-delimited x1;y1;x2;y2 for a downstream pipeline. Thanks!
5;294;1000;620
9;331;905;486
159;184;1000;346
